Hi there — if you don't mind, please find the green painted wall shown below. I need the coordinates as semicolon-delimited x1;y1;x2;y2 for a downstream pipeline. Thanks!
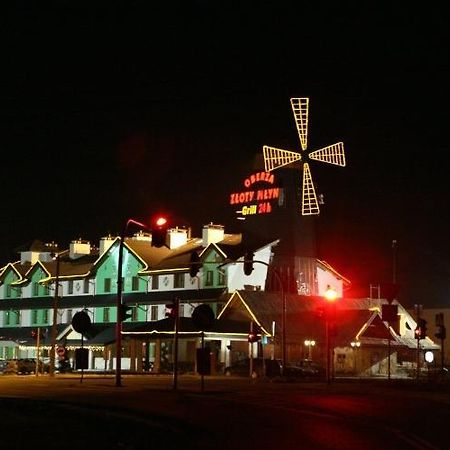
203;249;227;288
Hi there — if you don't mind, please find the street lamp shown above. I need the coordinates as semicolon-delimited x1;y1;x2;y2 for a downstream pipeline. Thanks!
351;341;361;375
116;218;149;387
304;339;316;360
324;285;339;384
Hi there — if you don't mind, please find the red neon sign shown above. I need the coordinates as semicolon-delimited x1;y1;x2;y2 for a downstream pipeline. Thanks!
229;172;280;217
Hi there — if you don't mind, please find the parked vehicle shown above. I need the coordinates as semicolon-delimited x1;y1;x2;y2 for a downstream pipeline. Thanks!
224;358;282;378
288;359;325;378
2;359;49;375
0;359;8;373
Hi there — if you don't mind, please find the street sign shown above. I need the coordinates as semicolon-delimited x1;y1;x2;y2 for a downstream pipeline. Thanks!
71;311;92;333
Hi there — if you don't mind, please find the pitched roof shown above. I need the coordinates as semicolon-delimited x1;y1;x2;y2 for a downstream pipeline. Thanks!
218;290;440;349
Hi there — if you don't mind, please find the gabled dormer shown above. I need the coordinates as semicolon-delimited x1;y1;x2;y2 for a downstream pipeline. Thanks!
199;243;227;288
13;261;52;298
90;238;148;295
0;262;25;299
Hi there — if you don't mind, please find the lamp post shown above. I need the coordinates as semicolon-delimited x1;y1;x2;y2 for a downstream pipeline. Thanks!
351;341;361;375
116;218;148;387
49;249;69;377
304;339;316;360
324;286;338;384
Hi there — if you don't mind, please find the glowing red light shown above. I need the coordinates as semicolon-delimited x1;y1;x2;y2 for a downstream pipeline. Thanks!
324;287;338;302
155;217;167;227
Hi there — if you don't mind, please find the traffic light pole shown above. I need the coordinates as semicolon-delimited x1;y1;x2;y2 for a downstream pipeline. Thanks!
116;218;149;388
115;228;125;387
173;298;180;390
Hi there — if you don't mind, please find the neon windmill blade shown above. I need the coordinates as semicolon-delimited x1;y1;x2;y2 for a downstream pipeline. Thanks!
262;97;346;216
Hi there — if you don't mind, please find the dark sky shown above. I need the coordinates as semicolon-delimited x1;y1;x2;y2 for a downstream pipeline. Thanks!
2;3;450;307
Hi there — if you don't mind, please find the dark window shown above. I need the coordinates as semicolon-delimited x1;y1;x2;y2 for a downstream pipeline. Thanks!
6;285;11;298
151;305;158;321
33;282;39;296
104;278;111;293
218;271;226;285
152;275;159;290
43;309;49;324
131;306;138;321
174;273;184;289
67;309;73;322
68;280;74;295
83;279;90;293
103;307;110;322
31;310;38;324
132;276;139;291
205;271;213;286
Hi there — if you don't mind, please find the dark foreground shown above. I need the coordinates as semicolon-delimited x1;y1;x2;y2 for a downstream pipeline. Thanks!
1;375;449;450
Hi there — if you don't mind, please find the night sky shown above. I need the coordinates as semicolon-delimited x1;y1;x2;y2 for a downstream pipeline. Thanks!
2;3;450;307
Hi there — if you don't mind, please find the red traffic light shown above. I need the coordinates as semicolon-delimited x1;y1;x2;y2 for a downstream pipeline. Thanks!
155;216;167;227
151;215;169;248
324;286;338;302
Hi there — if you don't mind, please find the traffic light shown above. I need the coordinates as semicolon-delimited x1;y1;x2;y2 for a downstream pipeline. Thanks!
415;318;427;340
435;325;446;340
119;303;133;322
151;216;169;248
248;325;261;343
243;251;254;276
190;251;202;277
248;331;261;343
31;329;38;340
324;286;338;301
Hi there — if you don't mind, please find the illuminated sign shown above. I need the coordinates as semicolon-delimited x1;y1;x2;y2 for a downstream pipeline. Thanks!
229;171;281;217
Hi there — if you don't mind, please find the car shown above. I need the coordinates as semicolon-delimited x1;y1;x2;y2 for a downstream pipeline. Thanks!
3;359;49;375
288;359;325;378
224;358;282;378
0;359;8;373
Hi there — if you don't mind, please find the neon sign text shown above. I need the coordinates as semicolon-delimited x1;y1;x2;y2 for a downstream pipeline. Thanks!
244;172;274;188
229;188;280;205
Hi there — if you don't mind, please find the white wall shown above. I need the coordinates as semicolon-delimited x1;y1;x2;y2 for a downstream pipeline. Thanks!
226;245;273;291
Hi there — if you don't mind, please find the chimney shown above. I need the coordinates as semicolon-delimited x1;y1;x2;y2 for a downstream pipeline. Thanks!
131;231;152;242
167;227;188;249
99;235;116;255
69;239;91;259
202;223;225;246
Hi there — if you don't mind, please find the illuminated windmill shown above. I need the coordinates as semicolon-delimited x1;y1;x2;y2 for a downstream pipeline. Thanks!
263;98;345;215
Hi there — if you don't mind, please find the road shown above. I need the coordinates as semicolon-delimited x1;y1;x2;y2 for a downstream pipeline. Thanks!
0;374;449;449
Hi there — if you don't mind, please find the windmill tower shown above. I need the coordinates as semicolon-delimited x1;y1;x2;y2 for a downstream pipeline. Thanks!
252;98;346;294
